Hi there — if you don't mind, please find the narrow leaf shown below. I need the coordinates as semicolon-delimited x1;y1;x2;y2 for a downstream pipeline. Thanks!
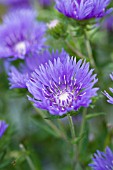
31;118;59;138
86;112;106;120
71;132;86;144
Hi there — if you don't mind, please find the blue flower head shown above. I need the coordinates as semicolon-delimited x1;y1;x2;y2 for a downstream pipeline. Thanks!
103;14;113;32
0;9;46;60
26;54;98;116
104;73;113;104
55;0;113;20
0;0;30;8
0;120;8;138
38;0;52;7
89;147;113;170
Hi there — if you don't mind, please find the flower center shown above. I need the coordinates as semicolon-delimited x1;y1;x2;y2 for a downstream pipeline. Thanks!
59;92;69;102
55;91;73;108
14;41;27;58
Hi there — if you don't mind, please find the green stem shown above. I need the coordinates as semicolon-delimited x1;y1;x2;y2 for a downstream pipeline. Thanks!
84;31;97;71
68;115;76;139
67;114;76;169
65;40;85;59
19;144;36;170
79;108;87;153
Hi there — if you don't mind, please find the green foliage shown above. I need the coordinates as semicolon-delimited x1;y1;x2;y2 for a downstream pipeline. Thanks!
86;112;106;120
71;132;86;144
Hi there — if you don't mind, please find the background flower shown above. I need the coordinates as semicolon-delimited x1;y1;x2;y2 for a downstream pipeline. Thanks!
0;120;8;138
0;9;46;59
0;0;31;8
89;147;113;170
27;55;98;115
38;0;53;7
55;0;113;20
103;14;113;32
104;73;113;104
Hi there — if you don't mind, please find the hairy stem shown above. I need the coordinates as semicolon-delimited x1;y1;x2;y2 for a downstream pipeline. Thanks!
67;114;76;169
84;31;97;71
68;115;76;139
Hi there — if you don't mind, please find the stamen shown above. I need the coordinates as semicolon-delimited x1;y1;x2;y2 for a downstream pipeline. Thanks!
59;77;61;85
64;75;67;84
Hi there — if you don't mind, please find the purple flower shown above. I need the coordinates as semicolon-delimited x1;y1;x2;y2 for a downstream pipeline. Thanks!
89;147;113;170
0;9;46;60
26;55;98;116
9;66;29;88
8;50;68;89
0;0;30;8
0;120;8;138
104;73;113;104
55;0;113;20
38;0;52;7
103;14;113;31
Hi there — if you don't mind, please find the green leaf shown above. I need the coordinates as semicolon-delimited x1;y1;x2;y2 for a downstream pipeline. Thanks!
86;112;106;120
79;124;89;161
0;158;13;169
31;117;59;138
75;163;83;170
71;132;86;144
44;113;67;120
